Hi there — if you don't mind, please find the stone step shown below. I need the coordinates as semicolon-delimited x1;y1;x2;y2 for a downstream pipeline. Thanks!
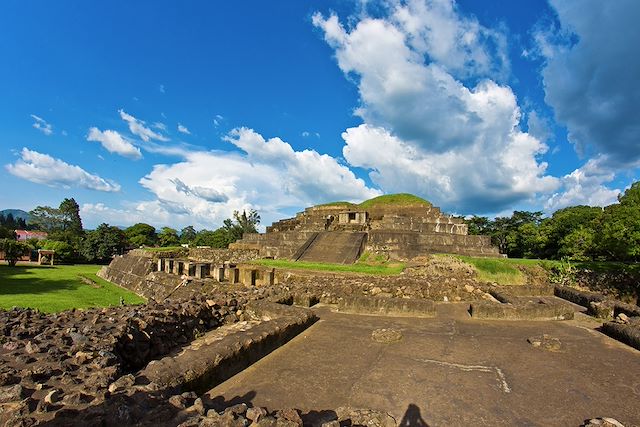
297;231;367;264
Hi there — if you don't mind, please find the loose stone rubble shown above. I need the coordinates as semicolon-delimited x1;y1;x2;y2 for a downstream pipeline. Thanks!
0;296;256;425
583;418;626;427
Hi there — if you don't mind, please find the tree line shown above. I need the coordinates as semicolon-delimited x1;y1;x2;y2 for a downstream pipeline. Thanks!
465;182;640;262
0;198;259;265
4;182;640;265
0;213;27;231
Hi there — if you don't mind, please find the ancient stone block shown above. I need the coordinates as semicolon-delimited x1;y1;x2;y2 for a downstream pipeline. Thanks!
338;296;436;317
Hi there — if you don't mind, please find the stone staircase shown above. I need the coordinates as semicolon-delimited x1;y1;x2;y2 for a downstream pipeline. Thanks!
296;231;367;264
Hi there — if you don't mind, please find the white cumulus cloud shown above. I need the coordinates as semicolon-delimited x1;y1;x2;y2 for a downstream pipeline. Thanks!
177;123;191;135
119;109;169;142
81;202;189;229
152;122;167;131
30;114;53;136
6;148;120;192
545;156;621;212
87;127;142;159
313;1;558;213
538;0;640;167
131;127;380;229
389;0;509;80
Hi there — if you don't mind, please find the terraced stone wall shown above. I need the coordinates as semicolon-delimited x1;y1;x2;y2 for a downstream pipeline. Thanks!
97;254;155;296
366;230;501;259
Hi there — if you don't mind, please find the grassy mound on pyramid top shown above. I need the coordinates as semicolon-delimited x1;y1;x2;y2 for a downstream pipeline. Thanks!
316;194;432;209
315;201;357;208
357;193;432;209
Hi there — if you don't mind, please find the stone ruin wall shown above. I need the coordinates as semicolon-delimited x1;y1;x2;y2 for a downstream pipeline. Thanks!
232;202;501;260
366;230;499;259
98;248;260;300
97;254;156;297
230;231;317;259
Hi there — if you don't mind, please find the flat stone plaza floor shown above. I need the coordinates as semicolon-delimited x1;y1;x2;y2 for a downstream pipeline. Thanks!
208;303;640;426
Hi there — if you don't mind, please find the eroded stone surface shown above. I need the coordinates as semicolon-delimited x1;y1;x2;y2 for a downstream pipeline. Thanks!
527;334;563;352
371;328;403;343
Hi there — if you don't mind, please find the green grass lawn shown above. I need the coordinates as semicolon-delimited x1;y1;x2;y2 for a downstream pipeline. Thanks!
452;255;537;285
0;264;145;313
251;258;405;275
444;254;640;286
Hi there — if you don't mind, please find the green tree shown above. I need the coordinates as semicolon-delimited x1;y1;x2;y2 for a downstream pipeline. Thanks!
488;216;511;255
24;238;42;250
0;239;30;266
542;206;602;259
0;213;27;230
29;206;63;231
124;223;158;247
180;226;197;245
595;184;640;261
465;216;492;235
158;227;180;247
558;227;595;261
618;181;640;207
58;198;83;236
509;222;546;259
193;228;231;248
0;226;15;239
221;209;260;244
209;228;233;248
467;211;544;258
233;209;260;233
81;224;127;263
41;240;75;262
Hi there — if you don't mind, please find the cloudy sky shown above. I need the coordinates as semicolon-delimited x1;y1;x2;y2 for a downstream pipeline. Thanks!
1;0;638;230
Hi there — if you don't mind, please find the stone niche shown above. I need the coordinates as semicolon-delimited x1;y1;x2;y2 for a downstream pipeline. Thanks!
338;211;368;225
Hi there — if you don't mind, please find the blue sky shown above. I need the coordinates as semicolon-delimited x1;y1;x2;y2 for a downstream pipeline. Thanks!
1;0;638;230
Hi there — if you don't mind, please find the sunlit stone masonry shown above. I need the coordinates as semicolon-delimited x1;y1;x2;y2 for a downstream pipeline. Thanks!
230;194;502;263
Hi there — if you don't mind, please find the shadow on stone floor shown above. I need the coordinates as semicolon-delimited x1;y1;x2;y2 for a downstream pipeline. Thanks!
398;404;430;427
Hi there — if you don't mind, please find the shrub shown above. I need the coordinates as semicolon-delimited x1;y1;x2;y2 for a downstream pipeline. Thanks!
41;240;75;263
0;239;30;266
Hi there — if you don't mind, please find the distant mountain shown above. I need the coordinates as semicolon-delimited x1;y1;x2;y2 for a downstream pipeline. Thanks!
0;209;30;222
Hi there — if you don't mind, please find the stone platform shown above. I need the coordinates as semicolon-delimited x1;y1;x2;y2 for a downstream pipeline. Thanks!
230;198;503;260
208;305;640;426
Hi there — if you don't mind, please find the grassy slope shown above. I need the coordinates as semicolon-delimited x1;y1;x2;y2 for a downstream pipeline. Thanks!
251;258;405;275
454;256;530;285
318;193;432;209
0;264;145;313
453;255;640;286
315;201;356;208
358;193;431;208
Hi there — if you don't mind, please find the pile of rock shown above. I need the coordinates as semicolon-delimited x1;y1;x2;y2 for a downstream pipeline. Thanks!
46;389;397;427
176;402;396;427
0;296;245;425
